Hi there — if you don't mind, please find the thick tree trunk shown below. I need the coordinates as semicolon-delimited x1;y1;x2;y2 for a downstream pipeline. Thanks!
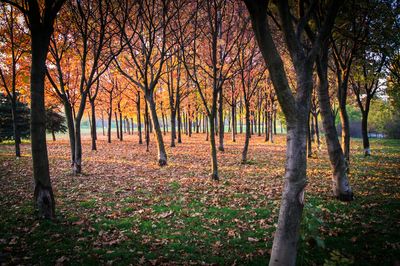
317;49;354;201
10;101;21;157
242;103;251;163
270;119;307;266
147;95;167;166
90;100;97;150
31;31;55;219
361;111;370;156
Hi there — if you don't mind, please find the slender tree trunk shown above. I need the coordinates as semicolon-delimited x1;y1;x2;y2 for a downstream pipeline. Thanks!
338;75;351;167
170;110;176;147
137;92;142;144
361;110;371;156
90;100;97;151
115;111;119;140
146;94;167;166
209;111;218;180
265;110;269;142
317;47;354;200
232;102;236;142
73;117;83;175
218;89;224;151
242;103;251;163
10;101;21;157
239;99;243;134
107;107;112;143
119;106;123;141
314;113;320;148
101;111;105;136
63;101;75;164
177;102;182;143
162;110;166;135
31;34;55;219
273;109;277;135
307;112;312;158
145;100;150;152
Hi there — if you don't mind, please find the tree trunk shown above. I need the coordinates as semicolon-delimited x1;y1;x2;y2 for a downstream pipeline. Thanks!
119;107;123;141
209;111;219;180
170;110;176;147
10;100;21;157
270;118;307;266
242;103;251;163
307;112;312;158
101;111;105;136
147;94;167;166
145;100;150;152
63;101;75;164
317;47;354;201
264;110;269;142
73;119;83;175
177;101;182;143
137;92;143;144
218;89;224;151
361;110;370;156
232;102;236;142
51;130;56;141
115;111;119;140
314;113;320;149
107;107;112;143
338;77;351;167
90;100;97;151
31;32;55;219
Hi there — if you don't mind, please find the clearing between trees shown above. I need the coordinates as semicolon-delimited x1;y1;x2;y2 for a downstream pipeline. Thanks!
0;134;399;265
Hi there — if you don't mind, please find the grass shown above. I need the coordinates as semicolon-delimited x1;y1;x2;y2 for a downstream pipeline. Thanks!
0;134;399;265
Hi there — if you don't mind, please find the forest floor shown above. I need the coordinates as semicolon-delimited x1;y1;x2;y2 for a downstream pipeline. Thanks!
0;133;399;265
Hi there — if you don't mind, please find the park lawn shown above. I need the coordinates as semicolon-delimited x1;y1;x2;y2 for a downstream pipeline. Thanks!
0;133;399;265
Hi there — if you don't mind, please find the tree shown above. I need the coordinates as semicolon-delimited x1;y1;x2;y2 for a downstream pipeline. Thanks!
244;0;351;264
0;0;66;219
45;105;67;141
180;0;244;179
0;92;29;142
113;0;181;166
0;3;29;157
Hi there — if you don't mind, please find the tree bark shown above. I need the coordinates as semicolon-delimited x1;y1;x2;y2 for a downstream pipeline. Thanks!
115;111;119;140
10;100;21;157
146;94;167;166
242;103;251;163
218;89;224;151
31;27;55;219
90;100;97;150
137;91;143;144
317;46;354;201
361;110;370;156
63;101;75;164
